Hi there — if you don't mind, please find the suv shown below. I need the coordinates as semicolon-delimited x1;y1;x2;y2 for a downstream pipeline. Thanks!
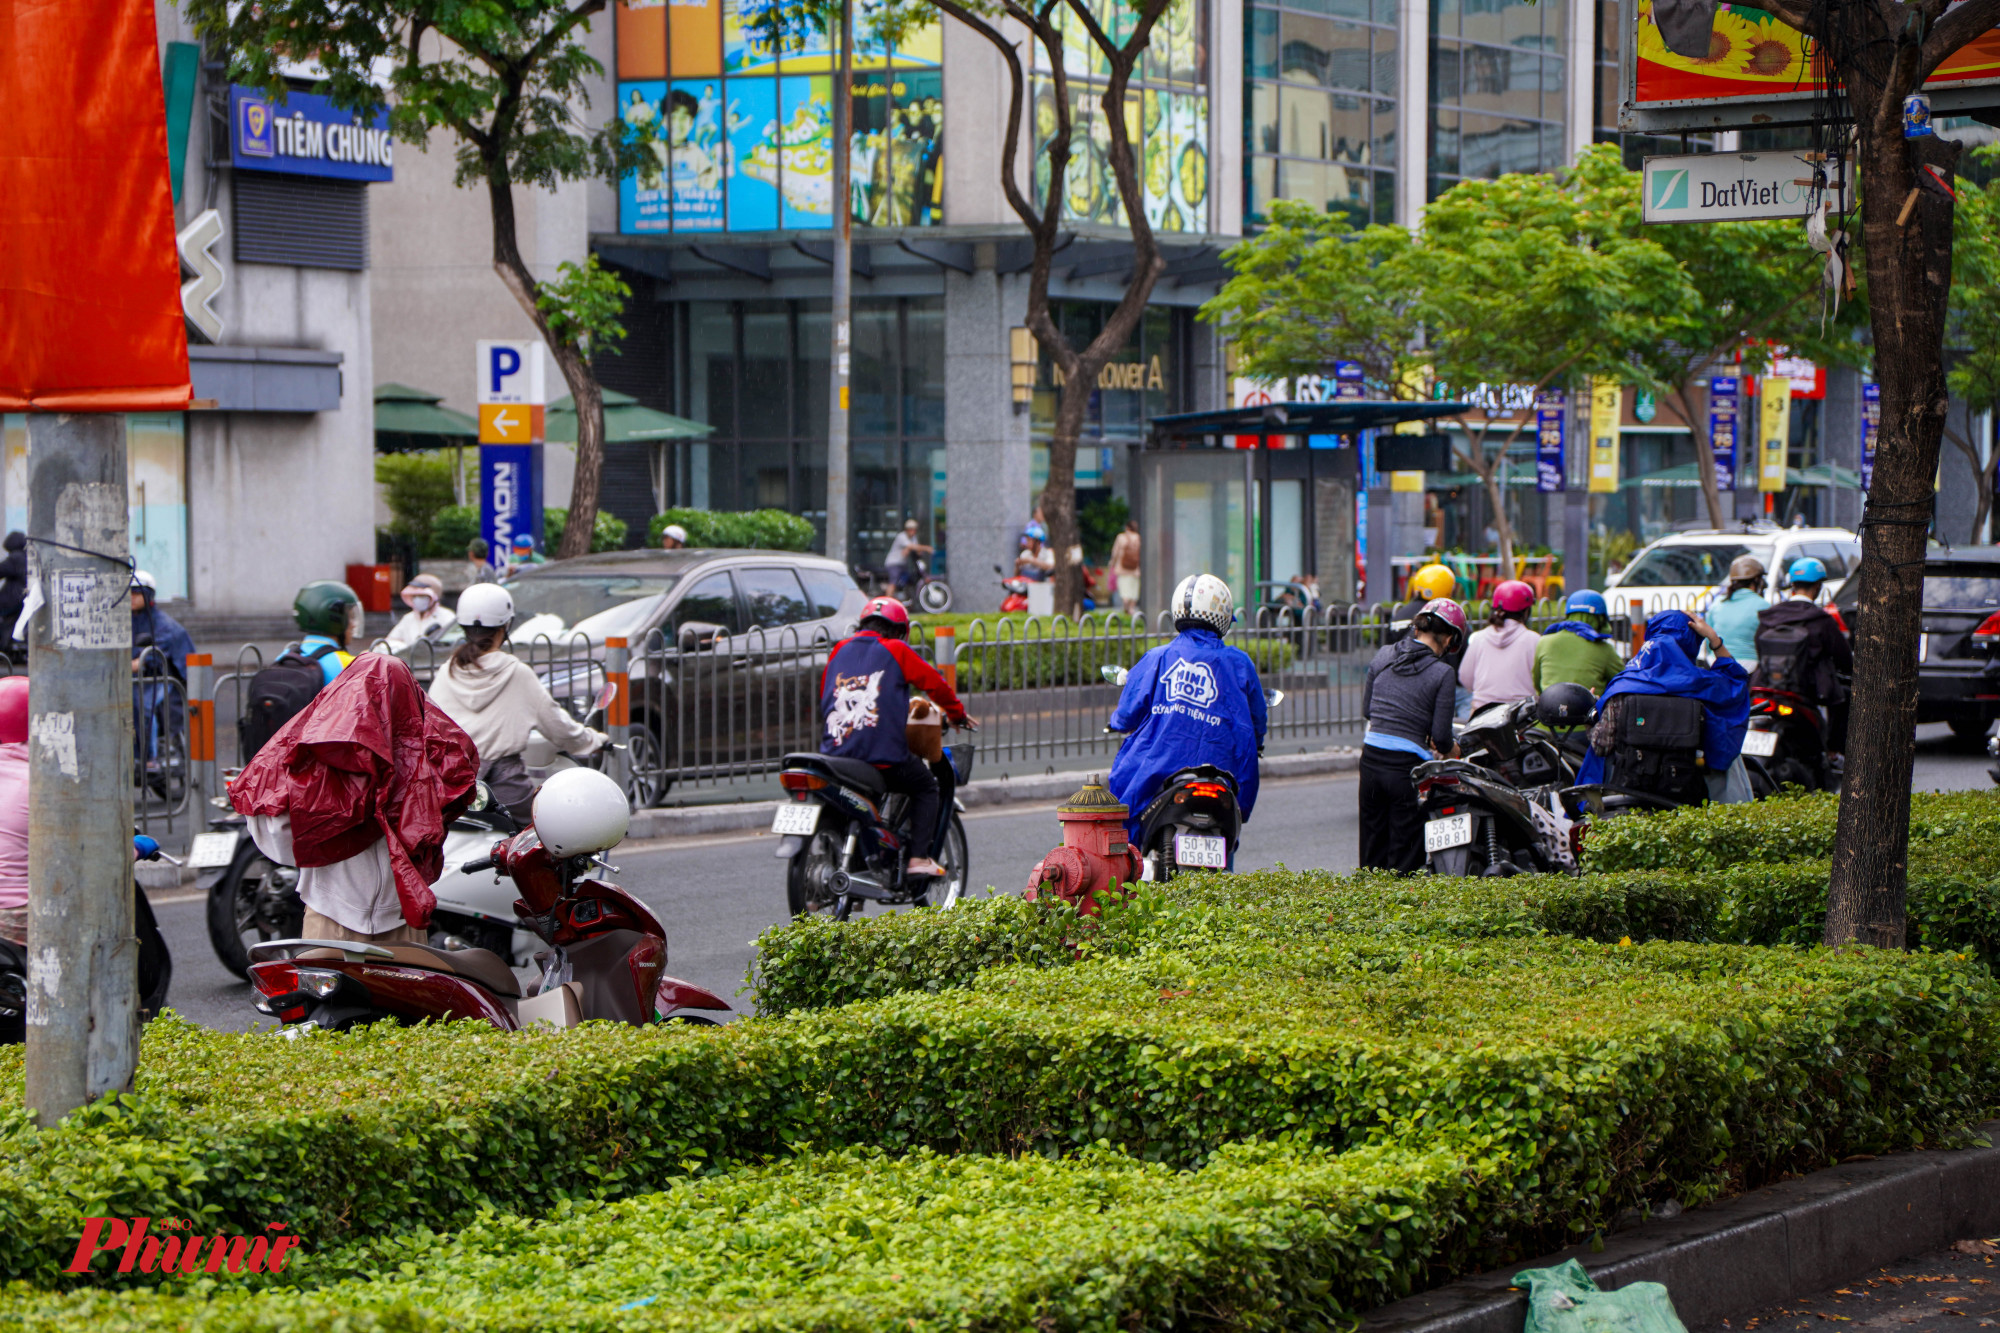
476;549;868;804
1604;525;1860;620
1834;545;2000;738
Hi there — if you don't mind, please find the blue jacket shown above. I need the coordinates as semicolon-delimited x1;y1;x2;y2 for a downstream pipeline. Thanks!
132;605;195;680
1107;627;1267;841
1577;610;1750;784
298;635;354;687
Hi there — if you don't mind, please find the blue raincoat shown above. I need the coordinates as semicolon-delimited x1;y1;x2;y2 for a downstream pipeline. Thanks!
1576;610;1750;784
1107;626;1267;842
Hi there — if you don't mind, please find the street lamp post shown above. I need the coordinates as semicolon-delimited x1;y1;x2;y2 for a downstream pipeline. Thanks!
825;0;854;572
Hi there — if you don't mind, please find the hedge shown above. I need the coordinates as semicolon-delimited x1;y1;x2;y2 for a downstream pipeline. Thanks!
648;509;817;551
0;940;1992;1287
1579;787;2000;873
5;1142;1486;1331
908;618;1296;692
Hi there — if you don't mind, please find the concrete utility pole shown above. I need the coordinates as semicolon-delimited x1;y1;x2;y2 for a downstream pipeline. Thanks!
23;413;138;1125
824;0;854;571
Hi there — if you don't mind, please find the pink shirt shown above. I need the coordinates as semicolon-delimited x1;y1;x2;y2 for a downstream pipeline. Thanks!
1459;619;1541;709
0;743;28;910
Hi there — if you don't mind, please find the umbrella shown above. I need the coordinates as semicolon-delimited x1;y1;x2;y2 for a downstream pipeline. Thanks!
544;390;713;444
375;382;477;453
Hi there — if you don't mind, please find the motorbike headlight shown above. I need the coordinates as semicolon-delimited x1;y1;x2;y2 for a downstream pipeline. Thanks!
295;968;343;999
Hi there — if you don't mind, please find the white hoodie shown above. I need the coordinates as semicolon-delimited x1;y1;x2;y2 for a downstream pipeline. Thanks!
426;651;602;765
1459;618;1541;709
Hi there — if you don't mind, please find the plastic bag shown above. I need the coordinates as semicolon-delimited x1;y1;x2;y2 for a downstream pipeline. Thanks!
1515;1259;1690;1333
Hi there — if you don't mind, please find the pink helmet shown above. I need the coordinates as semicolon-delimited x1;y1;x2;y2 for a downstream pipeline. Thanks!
859;596;911;636
0;676;26;745
1415;597;1469;650
1492;580;1536;614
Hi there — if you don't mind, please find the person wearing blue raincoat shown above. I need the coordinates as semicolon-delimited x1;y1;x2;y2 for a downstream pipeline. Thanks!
1107;592;1267;849
1577;609;1751;797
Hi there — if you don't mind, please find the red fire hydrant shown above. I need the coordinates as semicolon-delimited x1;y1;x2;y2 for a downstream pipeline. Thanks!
1024;777;1143;917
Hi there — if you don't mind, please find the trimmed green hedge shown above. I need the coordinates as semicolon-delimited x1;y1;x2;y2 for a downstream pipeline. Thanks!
4;1141;1486;1331
648;509;817;551
908;619;1296;692
1579;788;2000;873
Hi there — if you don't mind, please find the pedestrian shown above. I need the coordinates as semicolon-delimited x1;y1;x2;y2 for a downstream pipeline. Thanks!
0;532;26;656
1458;580;1540;710
1704;555;1771;665
1110;519;1141;613
1533;590;1624;694
467;538;498;585
660;523;689;551
1359;598;1466;873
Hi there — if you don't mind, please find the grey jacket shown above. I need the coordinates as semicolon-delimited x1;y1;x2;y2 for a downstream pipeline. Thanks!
1362;637;1458;754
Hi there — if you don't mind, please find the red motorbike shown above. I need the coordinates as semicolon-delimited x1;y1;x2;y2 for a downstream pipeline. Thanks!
246;822;730;1032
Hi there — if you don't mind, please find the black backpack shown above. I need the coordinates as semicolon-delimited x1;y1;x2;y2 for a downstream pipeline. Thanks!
239;643;337;761
1605;693;1708;805
1754;619;1825;698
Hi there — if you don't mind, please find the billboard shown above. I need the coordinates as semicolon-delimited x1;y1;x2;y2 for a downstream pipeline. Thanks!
1620;0;2000;132
229;85;394;181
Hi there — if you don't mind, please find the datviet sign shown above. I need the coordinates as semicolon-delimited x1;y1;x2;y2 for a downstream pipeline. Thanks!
230;86;393;182
1642;153;1841;224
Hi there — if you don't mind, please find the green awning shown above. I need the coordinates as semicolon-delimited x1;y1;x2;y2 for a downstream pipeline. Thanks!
375;382;477;453
1621;461;1863;489
1425;471;1544;488
545;390;713;444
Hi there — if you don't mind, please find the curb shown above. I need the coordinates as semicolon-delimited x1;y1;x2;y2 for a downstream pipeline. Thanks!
1360;1121;2000;1333
624;745;1361;841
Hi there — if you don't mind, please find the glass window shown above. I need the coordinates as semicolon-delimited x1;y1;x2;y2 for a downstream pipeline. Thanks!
1618;543;1763;588
505;573;683;636
904;299;945;437
1281;84;1331;158
686;300;735;434
1798;542;1847;578
852;301;898;437
1431;0;1461;38
738;566;814;628
739;302;791;439
1250;152;1277;215
1249;8;1279;79
1281;15;1371;92
799;566;857;619
1372;99;1398;168
1374;168;1396;223
1252;83;1280;154
1429;108;1460;175
668;571;743;635
1329;94;1371;164
796;300;829;440
1372;27;1399;98
1431;39;1461;104
1921;567;2000;608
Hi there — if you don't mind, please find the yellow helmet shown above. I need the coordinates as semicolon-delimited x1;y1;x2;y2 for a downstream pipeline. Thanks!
1408;563;1457;602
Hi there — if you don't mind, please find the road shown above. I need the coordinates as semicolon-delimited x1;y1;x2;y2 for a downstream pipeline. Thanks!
1689;1239;2000;1333
150;722;1993;1034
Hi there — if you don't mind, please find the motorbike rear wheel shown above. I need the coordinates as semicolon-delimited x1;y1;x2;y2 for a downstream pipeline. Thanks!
207;843;303;980
787;827;845;918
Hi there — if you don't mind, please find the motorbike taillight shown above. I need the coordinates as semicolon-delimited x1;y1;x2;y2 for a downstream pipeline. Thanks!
1568;822;1587;862
779;771;828;793
248;961;297;997
1415;773;1460;799
1186;782;1228;799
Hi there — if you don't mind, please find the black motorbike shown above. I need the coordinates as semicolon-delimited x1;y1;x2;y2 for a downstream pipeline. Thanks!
2;836;173;1044
1741;685;1838;795
775;735;977;919
1130;764;1243;880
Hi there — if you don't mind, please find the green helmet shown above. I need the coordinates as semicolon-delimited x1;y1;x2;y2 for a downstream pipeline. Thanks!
294;580;362;640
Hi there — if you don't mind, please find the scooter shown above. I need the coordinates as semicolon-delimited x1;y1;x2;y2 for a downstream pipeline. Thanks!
892;557;954;615
1454;698;1583;790
245;776;730;1031
1415;758;1579;876
775;733;977;919
2;835;174;1044
1741;686;1838;794
995;566;1031;613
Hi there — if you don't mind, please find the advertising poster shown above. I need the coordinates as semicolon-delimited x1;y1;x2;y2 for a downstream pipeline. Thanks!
1588;377;1621;493
1708;376;1739;492
617;0;666;78
725;75;779;229
724;0;784;73
1758;376;1790;492
1861;383;1880;490
773;75;834;228
669;0;723;76
1334;361;1366;400
617;81;672;233
1535;389;1567;493
668;79;726;230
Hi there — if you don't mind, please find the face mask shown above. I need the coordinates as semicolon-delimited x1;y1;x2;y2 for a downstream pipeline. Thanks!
408;593;436;613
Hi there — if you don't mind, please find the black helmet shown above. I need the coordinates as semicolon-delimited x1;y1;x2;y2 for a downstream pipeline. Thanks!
1536;682;1596;729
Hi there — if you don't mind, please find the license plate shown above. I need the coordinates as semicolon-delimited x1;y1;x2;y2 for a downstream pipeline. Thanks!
1740;729;1779;757
187;830;239;868
1174;832;1228;869
1424;813;1474;853
771;802;822;836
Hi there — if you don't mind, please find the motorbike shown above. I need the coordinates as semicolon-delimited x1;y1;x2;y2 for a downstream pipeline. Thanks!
2;835;174;1044
892;557;953;615
994;566;1030;614
775;732;979;919
245;778;730;1032
1099;665;1284;881
1413;700;1580;877
1741;685;1838;794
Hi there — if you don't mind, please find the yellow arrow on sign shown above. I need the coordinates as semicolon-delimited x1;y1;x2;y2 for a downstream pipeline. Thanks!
478;403;540;444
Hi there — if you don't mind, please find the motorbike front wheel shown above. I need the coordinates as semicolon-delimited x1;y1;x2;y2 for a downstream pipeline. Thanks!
207;843;304;980
915;815;970;908
916;579;954;614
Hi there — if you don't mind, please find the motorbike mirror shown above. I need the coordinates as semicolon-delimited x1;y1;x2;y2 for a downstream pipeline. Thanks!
1265;688;1285;707
1101;664;1129;685
993;564;1006;575
678;621;725;649
590;680;618;717
467;781;492;812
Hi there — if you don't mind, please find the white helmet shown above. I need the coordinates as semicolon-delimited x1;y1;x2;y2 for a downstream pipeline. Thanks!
533;767;630;858
456;583;514;628
661;524;688;545
1170;574;1234;635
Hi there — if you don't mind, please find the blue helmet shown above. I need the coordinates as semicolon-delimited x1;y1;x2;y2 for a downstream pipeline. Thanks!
1024;522;1048;542
1786;555;1828;586
1564;590;1608;618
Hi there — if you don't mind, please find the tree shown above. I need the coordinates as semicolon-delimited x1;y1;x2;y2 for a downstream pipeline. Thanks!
186;0;644;561
1944;149;2000;540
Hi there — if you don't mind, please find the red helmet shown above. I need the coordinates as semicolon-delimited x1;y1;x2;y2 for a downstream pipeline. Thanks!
1492;580;1536;614
0;676;25;745
1415;597;1469;651
859;596;911;636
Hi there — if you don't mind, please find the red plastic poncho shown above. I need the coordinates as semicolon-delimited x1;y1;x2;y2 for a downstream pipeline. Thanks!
231;653;478;928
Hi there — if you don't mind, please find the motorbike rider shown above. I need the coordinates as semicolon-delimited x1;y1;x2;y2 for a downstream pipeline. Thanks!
131;571;195;783
1579;609;1751;803
426;585;608;823
294;580;363;685
818;597;972;881
1359;598;1466;872
660;523;689;551
379;573;456;653
886;519;933;596
1458;579;1540;710
1533;590;1624;694
1388;563;1459;642
1705;555;1771;665
1108;575;1267;860
1755;555;1852;754
1015;523;1055;582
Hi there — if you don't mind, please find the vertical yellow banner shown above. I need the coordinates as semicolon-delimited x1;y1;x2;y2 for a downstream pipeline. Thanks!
1588;377;1621;493
1759;376;1790;492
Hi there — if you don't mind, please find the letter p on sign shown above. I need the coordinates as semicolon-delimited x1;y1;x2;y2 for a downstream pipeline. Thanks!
476;340;546;407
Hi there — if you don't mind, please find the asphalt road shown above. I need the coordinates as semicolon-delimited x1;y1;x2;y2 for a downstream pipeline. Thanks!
1689;1238;2000;1333
149;721;1994;1034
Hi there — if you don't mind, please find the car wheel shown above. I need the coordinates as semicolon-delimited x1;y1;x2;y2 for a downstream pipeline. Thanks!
1949;716;1989;741
623;717;672;809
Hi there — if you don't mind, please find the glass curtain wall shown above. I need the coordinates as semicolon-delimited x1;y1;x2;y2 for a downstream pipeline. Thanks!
1246;0;1398;225
1429;0;1566;197
656;297;944;571
1028;300;1190;498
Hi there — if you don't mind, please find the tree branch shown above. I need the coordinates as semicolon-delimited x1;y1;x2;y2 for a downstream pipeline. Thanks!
930;0;1042;233
1923;0;2000;76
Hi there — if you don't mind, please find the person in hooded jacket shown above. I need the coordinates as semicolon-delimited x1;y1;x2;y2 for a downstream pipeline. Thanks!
1579;609;1751;801
1107;575;1267;857
1533;590;1625;694
1458;580;1540;710
426;584;607;822
1359;598;1466;872
0;533;26;655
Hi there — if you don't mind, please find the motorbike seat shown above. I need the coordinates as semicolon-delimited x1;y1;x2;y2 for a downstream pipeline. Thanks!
782;752;887;796
380;944;522;997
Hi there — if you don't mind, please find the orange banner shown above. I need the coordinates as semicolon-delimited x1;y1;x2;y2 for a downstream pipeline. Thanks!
0;0;191;410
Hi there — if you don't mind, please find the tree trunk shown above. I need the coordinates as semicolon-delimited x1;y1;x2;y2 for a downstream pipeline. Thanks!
1824;124;1960;949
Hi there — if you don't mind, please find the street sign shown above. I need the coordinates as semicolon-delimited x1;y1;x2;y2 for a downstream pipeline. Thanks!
481;444;543;562
1641;153;1843;223
1709;377;1739;492
476;340;546;406
1758;377;1790;492
1588;378;1621;494
477;402;542;445
1535;390;1567;493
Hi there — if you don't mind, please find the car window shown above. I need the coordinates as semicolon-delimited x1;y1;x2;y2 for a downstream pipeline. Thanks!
738;567;814;629
1922;564;2000;610
799;567;858;619
1798;542;1847;578
667;572;743;636
1618;543;1765;588
501;574;680;635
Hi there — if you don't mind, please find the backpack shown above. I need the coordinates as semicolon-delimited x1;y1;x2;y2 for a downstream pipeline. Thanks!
238;644;337;761
1605;693;1708;805
1754;619;1826;699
